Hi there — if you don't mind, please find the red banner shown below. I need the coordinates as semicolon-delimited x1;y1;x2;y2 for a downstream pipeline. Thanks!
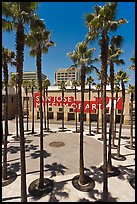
34;92;122;113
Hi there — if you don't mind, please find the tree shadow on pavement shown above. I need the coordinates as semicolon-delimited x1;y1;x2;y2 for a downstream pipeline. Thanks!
31;162;69;201
116;164;135;181
45;162;68;178
7;162;21;173
48;178;70;202
78;191;118;202
84;166;103;184
78;166;118;202
2;144;39;155
30;150;51;159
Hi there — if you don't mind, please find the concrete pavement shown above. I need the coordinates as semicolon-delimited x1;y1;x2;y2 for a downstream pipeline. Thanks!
2;120;135;202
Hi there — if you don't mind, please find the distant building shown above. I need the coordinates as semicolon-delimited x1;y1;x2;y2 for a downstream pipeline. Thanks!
10;71;47;86
2;87;17;120
54;67;81;85
9;71;47;116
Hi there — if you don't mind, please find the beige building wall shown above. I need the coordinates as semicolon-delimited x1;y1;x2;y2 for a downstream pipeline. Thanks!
2;95;17;120
29;88;131;125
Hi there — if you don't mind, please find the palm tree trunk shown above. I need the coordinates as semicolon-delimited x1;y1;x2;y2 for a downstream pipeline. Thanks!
2;119;3;141
37;46;44;189
62;89;64;130
75;86;78;132
16;85;19;138
117;83;125;157
26;86;29;131
108;62;114;169
43;87;46;130
112;91;118;145
79;65;85;185
3;68;8;180
46;87;49;131
101;30;108;202
89;83;91;135
130;93;133;148
97;90;100;133
101;81;103;138
31;87;34;134
16;20;27;202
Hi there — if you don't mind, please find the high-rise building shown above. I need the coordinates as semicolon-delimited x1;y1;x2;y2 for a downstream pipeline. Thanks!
54;66;81;85
10;71;47;85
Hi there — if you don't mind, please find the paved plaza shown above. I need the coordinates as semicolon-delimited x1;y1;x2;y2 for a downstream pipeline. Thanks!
2;119;135;202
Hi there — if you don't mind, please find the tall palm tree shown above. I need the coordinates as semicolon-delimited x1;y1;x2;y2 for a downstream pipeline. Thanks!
58;81;66;131
95;83;101;134
2;2;39;201
25;18;55;191
67;41;96;190
42;79;47;130
2;47;15;181
94;68;104;139
2;81;4;141
85;2;127;201
9;74;19;140
126;84;135;149
112;81;120;146
115;70;130;158
107;35;125;172
23;80;30;131
29;79;36;134
72;80;79;133
44;79;51;132
86;76;95;136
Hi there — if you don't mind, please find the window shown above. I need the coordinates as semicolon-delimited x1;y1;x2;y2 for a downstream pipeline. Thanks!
59;108;63;112
49;107;52;111
68;113;75;121
69;108;73;112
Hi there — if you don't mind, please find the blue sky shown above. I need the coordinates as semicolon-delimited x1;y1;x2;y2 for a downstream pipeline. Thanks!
2;2;135;86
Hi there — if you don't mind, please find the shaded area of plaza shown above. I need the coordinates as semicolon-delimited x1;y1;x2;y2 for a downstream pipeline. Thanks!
2;119;135;202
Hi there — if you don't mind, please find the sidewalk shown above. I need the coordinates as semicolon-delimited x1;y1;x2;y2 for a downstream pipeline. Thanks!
2;121;135;202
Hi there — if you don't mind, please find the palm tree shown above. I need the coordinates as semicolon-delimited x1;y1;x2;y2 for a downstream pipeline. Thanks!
2;2;39;201
67;41;96;191
2;81;4;141
126;84;135;149
44;78;51;132
129;56;135;70
95;83;101;134
2;47;15;181
107;35;125;172
23;80;30;132
58;81;66;131
29;79;36;134
9;74;19;140
72;80;79;133
112;81;120;146
86;76;95;136
85;2;127;201
115;70;130;159
42;79;47;130
94;68;104;139
25;17;55;192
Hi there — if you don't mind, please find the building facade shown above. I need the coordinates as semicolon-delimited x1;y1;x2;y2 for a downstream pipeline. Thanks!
31;85;132;125
54;67;81;85
10;71;47;86
2;84;134;125
2;87;17;120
